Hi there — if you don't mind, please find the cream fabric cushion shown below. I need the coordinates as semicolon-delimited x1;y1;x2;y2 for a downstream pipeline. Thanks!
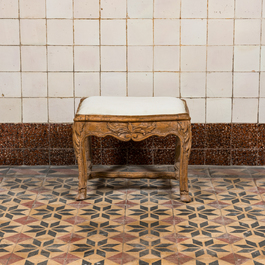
77;96;187;116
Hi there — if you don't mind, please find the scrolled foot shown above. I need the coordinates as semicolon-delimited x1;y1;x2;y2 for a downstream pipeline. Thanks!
180;191;191;203
76;188;87;201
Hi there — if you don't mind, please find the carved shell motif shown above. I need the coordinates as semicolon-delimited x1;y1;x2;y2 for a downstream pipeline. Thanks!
107;122;156;140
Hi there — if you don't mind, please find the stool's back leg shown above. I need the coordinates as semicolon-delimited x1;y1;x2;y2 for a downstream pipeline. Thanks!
73;122;88;201
178;121;192;203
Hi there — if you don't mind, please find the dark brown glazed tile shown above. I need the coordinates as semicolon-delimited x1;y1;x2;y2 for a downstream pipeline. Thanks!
50;149;76;165
0;124;24;148
128;148;153;165
0;149;24;165
231;124;258;149
205;149;231;166
127;136;153;149
50;124;73;149
153;149;175;165
91;136;101;149
102;148;127;165
206;124;231;149
23;124;49;148
153;134;177;149
189;149;205;165
23;149;49;165
258;150;265;166
258;124;265;148
191;123;206;149
232;149;258;166
92;148;101;165
101;136;129;149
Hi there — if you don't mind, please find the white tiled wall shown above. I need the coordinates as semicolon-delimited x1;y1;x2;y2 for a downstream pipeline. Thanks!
1;0;265;123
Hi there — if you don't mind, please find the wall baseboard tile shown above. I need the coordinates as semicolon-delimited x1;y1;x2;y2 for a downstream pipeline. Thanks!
0;123;263;166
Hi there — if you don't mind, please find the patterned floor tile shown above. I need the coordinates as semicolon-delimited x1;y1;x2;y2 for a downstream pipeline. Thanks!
177;238;233;259
248;168;265;178
1;165;265;264
176;218;227;239
7;167;49;176
209;167;251;178
21;219;73;239
127;190;172;206
13;237;69;259
78;204;125;222
0;167;10;175
0;177;43;191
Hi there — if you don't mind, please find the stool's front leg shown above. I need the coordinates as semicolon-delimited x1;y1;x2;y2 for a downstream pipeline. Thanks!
177;121;192;203
73;122;89;201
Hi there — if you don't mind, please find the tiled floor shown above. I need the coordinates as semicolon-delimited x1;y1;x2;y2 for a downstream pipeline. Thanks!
1;166;265;265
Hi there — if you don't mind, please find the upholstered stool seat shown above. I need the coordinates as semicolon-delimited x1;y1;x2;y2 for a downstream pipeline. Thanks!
73;96;192;202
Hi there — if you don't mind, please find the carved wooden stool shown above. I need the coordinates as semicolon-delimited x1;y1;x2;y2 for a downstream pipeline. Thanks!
73;96;192;202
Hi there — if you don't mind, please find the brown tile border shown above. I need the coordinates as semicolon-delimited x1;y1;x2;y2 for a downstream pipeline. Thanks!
0;123;264;166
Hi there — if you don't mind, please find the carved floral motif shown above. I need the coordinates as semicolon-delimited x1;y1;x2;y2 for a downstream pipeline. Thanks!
107;122;156;140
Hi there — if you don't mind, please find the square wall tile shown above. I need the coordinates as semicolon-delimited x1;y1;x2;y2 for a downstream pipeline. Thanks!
154;0;180;18
128;19;153;45
101;72;126;96
23;98;47;123
234;46;260;71
207;46;233;71
235;0;262;18
181;0;207;18
0;98;21;123
234;73;259;97
262;20;265;44
207;73;232;97
101;46;126;71
260;72;265;97
74;46;99;71
74;20;99;45
206;98;232;123
235;19;261;44
181;19;206;45
154;72;179;97
20;0;45;18
48;46;73;71
260;46;265;71
47;20;73;45
22;73;47;97
48;73;73;97
128;73;153;96
101;0;126;18
233;98;258;123
154;46;179;71
75;73;100;97
0;0;18;18
0;19;19;45
181;46;206;71
184;98;205;123
74;0;99;18
208;0;234;18
128;46;153;71
154;19;179;45
101;20;126;45
208;19;233;45
0;46;20;71
49;98;74;122
181;73;205;98
20;19;46;45
128;0;153;18
0;73;21;97
47;0;72;18
259;98;265;123
21;46;46;71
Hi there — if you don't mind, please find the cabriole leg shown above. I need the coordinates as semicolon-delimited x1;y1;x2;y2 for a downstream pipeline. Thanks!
73;122;90;201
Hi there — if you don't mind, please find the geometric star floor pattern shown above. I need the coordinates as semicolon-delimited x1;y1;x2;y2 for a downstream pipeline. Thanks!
1;165;265;265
